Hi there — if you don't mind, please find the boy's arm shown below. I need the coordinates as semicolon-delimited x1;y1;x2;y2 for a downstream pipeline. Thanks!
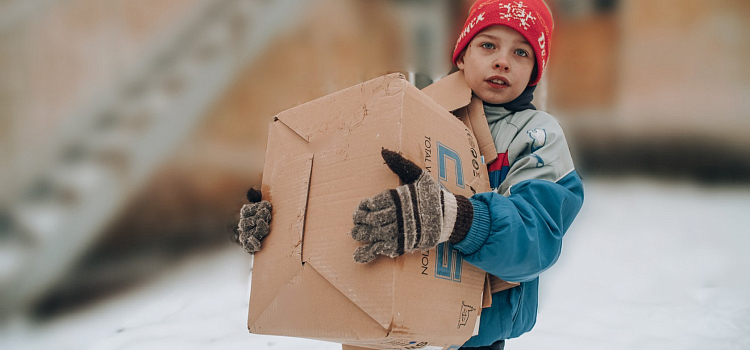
454;113;584;282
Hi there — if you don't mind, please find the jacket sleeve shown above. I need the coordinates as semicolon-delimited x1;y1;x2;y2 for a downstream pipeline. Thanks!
453;113;584;282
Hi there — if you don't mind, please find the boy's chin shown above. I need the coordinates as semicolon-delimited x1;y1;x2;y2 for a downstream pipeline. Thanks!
475;93;513;105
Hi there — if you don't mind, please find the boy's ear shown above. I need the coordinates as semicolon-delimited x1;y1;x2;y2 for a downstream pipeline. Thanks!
456;50;466;70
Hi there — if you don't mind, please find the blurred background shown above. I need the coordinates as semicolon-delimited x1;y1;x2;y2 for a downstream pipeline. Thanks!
1;0;749;349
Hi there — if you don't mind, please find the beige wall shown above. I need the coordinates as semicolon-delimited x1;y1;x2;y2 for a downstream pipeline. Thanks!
2;0;406;246
7;0;749;245
105;0;406;244
544;0;750;150
547;13;618;112
2;0;204;148
614;0;750;145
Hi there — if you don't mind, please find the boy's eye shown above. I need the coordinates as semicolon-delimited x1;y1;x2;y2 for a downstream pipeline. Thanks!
480;42;495;50
515;49;529;57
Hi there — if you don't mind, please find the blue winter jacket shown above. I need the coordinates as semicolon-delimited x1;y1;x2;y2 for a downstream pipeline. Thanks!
455;105;584;347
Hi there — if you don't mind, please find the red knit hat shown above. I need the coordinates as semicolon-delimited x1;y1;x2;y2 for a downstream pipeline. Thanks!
452;0;554;86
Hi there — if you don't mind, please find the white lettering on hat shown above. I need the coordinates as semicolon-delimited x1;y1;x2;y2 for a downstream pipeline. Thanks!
538;32;546;58
498;1;537;30
456;12;486;48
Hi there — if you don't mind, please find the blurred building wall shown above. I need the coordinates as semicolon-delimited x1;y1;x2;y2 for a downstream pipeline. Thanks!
1;0;206;192
1;0;409;315
105;0;406;250
615;0;750;144
1;0;407;244
544;0;750;180
546;2;618;112
6;1;750;243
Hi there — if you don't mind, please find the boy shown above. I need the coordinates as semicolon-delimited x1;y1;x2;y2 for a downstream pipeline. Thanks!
236;1;584;349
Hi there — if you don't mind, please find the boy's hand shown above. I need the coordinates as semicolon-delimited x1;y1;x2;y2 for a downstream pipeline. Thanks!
235;188;272;254
350;149;474;263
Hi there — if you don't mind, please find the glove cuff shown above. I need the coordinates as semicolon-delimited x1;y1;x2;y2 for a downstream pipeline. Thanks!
448;194;474;244
438;191;474;244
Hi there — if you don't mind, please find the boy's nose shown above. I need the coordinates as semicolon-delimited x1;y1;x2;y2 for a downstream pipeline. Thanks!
493;55;510;71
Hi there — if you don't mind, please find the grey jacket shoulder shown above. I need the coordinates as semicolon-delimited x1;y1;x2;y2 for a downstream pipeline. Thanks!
490;109;575;195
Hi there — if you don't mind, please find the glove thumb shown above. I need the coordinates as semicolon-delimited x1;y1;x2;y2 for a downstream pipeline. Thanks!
381;148;422;184
246;188;263;203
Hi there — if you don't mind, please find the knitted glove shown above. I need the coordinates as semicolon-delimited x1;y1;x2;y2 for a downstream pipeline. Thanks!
235;188;272;254
350;149;474;263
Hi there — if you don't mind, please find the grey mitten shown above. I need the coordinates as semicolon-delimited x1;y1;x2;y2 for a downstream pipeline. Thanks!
350;149;474;263
236;188;272;254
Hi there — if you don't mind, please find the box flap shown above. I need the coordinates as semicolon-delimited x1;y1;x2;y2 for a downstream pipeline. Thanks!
423;73;498;165
298;75;407;331
342;345;376;350
249;265;388;341
276;73;407;144
482;274;492;309
248;120;313;327
303;151;401;329
466;96;498;165
421;70;472;112
489;274;520;293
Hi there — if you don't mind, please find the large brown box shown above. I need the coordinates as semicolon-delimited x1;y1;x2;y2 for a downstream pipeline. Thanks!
249;73;509;349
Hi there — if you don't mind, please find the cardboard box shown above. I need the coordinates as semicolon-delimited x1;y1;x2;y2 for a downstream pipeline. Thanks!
249;72;517;349
422;72;520;296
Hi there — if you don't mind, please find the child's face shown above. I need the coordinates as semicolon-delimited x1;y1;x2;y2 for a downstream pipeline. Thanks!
457;25;536;105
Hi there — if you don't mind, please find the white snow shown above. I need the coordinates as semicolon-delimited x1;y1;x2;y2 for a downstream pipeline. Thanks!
2;178;749;350
512;178;750;350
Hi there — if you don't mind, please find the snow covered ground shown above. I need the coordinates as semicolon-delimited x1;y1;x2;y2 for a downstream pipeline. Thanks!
2;177;750;350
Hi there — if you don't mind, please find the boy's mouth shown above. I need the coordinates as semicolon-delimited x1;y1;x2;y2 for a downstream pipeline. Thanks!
486;76;510;88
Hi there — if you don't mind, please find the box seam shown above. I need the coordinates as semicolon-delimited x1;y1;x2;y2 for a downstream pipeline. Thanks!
299;154;314;264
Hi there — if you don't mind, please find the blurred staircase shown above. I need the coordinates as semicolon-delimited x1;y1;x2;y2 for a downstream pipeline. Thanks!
0;0;315;317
